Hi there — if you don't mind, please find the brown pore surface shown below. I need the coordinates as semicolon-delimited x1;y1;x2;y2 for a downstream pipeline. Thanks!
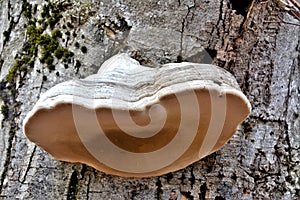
210;93;251;153
99;96;181;153
24;89;250;177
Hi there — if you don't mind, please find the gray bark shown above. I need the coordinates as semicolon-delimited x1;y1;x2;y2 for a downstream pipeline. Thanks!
0;0;299;199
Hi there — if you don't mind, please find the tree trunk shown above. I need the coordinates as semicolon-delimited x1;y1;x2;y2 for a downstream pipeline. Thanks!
0;0;299;199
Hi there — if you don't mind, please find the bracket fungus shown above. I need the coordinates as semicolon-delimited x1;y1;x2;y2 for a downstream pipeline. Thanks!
23;53;251;177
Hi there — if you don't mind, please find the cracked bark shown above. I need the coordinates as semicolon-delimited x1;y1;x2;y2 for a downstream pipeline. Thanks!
0;0;299;199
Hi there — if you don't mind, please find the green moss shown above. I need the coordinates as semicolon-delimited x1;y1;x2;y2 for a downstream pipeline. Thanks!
39;50;51;63
45;55;54;65
6;66;18;83
20;56;30;65
29;45;38;57
52;29;62;38
37;34;50;45
6;60;21;83
47;13;62;29
54;47;64;59
37;35;59;52
41;5;50;18
63;49;74;58
1;104;9;118
29;60;34;68
47;17;57;29
63;49;69;58
23;1;33;18
19;65;26;71
28;19;35;26
8;0;78;83
27;25;41;41
6;54;32;83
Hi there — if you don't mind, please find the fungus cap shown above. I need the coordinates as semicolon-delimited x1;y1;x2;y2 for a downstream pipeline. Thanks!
23;53;251;177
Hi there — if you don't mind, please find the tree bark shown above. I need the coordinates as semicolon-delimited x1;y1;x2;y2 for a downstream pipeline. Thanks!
0;0;299;199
